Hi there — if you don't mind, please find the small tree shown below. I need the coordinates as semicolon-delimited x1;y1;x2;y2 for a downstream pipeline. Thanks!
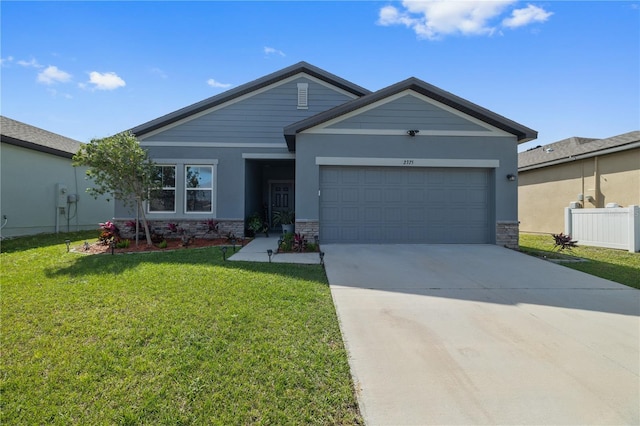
73;131;158;246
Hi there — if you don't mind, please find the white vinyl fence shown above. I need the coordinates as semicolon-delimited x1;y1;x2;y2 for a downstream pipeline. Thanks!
565;205;640;252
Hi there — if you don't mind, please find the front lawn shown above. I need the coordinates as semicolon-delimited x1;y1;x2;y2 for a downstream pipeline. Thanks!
1;232;362;425
519;233;640;289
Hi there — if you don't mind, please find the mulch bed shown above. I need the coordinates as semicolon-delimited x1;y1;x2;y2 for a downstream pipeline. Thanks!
72;238;237;255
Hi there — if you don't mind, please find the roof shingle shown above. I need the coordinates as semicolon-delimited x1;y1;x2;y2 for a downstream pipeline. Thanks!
1;116;82;158
518;131;640;170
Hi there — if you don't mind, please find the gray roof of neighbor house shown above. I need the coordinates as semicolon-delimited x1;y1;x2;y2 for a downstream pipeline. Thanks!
0;116;82;159
518;130;640;171
285;77;538;150
131;61;372;137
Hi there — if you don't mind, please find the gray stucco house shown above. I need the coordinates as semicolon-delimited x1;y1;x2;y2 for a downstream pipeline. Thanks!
116;62;536;247
1;116;113;237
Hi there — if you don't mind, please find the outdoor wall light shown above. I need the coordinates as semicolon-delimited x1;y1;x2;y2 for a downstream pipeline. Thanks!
506;174;516;181
267;249;273;263
65;239;71;252
406;129;420;137
221;246;228;261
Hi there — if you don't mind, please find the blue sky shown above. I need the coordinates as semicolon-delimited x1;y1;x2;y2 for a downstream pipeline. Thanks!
1;1;638;152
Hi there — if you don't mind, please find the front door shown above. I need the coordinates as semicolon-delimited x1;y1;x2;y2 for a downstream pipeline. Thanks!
270;181;294;228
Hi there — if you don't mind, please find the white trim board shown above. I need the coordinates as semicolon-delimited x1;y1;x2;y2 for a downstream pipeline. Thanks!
306;129;511;137
315;157;500;168
140;141;288;149
242;153;296;159
138;73;360;140
304;90;513;138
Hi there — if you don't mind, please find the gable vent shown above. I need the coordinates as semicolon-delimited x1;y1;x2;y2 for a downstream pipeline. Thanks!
297;83;308;109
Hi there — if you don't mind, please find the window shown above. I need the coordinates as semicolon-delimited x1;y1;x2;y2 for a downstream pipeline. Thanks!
148;165;176;212
185;165;213;213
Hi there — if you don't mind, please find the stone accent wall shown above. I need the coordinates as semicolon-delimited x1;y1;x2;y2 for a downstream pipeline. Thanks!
113;219;245;240
496;221;519;249
295;220;319;239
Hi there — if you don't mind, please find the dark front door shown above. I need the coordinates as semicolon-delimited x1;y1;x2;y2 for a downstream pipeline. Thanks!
270;181;294;228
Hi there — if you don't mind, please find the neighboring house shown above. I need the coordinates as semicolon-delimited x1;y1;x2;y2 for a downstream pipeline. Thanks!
116;62;537;247
1;116;112;238
518;131;640;234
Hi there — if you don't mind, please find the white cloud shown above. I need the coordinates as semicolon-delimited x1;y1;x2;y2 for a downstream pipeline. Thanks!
502;4;553;28
207;78;232;89
0;56;14;66
87;71;126;90
378;1;551;39
37;65;72;84
18;57;42;68
151;67;168;79
47;88;73;99
264;46;286;57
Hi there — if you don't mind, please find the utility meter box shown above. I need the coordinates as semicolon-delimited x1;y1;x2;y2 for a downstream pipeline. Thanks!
55;183;68;208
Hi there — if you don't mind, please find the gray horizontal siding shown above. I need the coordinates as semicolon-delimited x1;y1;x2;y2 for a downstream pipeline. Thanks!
149;77;355;143
328;94;486;131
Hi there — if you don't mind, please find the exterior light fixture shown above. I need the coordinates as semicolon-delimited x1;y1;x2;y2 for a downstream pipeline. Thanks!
221;246;228;261
267;249;273;263
231;238;237;252
319;251;325;266
65;239;71;252
83;241;90;251
277;238;283;252
406;129;420;137
110;241;115;255
506;174;516;181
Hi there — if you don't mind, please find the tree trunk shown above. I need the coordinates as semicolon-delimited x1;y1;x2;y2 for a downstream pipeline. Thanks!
137;200;153;246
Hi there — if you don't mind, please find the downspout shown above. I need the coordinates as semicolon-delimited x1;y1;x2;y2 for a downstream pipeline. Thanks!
594;156;600;207
581;161;585;207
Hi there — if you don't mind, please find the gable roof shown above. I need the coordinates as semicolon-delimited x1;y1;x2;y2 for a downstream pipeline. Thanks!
284;77;538;150
0;115;82;159
131;61;371;137
518;130;640;171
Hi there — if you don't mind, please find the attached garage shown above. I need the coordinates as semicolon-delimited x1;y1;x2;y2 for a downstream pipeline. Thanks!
285;74;538;249
320;166;492;244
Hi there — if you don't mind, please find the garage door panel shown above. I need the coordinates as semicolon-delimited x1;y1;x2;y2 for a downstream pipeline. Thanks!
384;189;403;203
320;166;491;244
364;188;382;203
364;207;383;222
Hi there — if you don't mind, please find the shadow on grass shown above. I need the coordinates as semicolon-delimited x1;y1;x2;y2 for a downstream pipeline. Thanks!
519;247;640;290
0;230;98;254
45;245;326;283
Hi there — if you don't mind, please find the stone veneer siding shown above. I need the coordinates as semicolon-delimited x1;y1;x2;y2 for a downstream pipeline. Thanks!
295;220;319;239
496;221;519;249
113;219;245;240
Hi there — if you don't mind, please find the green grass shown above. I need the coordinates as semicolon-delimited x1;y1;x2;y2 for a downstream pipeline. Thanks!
519;233;640;289
1;232;362;425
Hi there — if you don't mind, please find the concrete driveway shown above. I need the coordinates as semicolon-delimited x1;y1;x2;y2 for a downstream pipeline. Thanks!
323;244;639;425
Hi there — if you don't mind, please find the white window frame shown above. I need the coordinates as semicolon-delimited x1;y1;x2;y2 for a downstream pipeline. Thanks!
148;164;177;214
184;164;215;215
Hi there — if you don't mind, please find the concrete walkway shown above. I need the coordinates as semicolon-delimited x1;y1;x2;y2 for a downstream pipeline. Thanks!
323;244;639;425
228;235;321;264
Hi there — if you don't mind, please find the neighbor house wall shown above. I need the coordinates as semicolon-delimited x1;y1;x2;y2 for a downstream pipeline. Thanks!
1;142;112;238
518;148;640;234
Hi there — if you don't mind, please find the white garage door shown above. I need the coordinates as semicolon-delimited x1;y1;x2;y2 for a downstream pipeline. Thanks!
320;166;492;244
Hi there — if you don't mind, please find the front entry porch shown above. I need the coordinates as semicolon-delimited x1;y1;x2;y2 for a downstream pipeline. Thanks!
244;159;295;235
